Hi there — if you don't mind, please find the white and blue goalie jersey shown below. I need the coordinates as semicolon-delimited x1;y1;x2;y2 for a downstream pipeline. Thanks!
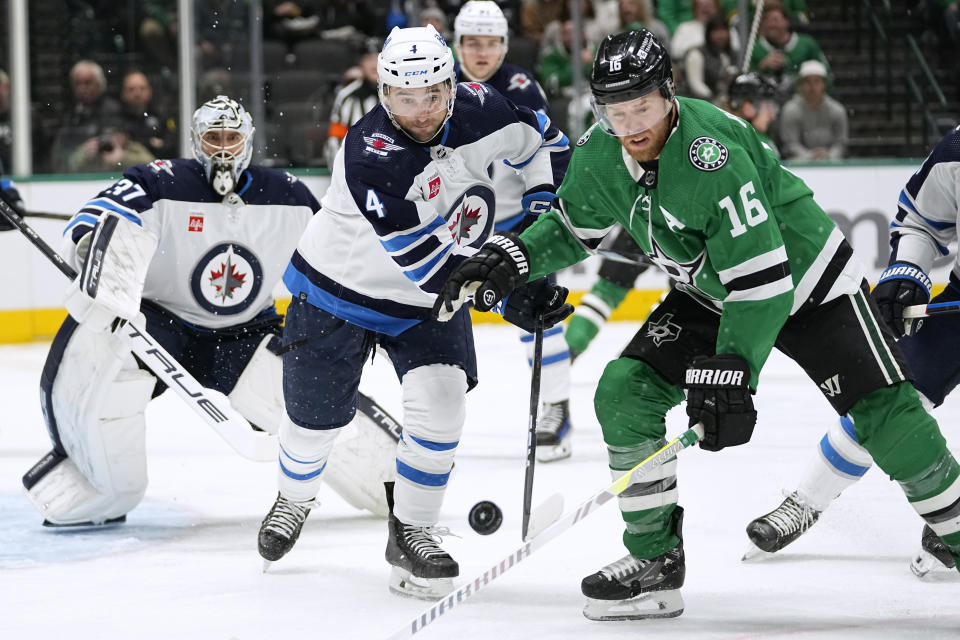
284;82;569;336
891;125;960;284
62;159;319;329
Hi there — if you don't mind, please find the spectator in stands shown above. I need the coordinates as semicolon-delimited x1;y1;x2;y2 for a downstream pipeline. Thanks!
683;13;738;103
723;0;809;29
52;60;124;173
671;0;725;60
317;0;379;43
537;19;594;97
748;5;829;95
66;126;155;173
778;60;847;161
420;7;451;41
0;69;11;171
264;1;321;47
725;72;781;157
196;0;250;70
617;0;671;49
119;70;177;159
522;0;613;47
324;51;379;168
139;0;178;72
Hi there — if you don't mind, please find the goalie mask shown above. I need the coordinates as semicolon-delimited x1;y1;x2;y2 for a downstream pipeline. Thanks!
192;95;255;196
378;25;457;143
589;30;675;138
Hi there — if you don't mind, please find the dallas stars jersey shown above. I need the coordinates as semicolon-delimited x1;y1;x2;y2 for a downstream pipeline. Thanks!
285;82;569;336
456;62;569;228
520;96;864;386
62;159;318;329
890;125;960;284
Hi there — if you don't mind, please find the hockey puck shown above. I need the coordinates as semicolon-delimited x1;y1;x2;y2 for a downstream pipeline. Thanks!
468;500;503;535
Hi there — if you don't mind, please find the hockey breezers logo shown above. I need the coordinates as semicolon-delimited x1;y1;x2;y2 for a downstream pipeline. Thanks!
820;374;842;397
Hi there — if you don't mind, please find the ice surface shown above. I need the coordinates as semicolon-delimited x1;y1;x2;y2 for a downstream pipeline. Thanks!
1;324;958;639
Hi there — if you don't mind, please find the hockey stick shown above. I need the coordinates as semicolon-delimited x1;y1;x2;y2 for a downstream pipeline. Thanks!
902;301;960;319
0;199;276;462
25;210;72;221
521;316;544;541
386;422;705;640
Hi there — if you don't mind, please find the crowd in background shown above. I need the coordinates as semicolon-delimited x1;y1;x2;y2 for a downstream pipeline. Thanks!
0;0;956;175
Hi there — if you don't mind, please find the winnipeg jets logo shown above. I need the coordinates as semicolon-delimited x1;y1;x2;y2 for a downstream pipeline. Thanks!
647;237;705;286
689;137;728;171
191;243;263;314
363;134;404;156
444;185;495;250
646;313;681;346
149;159;175;176
507;73;532;92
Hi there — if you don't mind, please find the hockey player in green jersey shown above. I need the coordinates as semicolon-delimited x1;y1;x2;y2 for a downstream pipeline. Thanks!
434;29;960;620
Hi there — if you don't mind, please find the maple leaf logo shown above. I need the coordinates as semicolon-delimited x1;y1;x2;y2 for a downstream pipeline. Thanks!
462;205;481;233
373;138;386;149
208;249;247;302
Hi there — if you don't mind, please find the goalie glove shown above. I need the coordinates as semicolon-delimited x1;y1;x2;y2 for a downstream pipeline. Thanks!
434;232;531;320
64;212;158;332
684;353;757;452
872;261;932;337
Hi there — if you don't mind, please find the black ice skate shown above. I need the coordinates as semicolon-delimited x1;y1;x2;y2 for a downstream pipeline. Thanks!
910;525;957;578
384;482;458;600
258;492;313;569
535;399;572;462
743;491;821;559
581;507;685;620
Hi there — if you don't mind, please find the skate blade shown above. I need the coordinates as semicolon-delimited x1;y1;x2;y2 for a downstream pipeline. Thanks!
261;559;274;573
583;590;684;621
910;549;943;578
741;541;775;562
536;440;572;463
388;566;454;600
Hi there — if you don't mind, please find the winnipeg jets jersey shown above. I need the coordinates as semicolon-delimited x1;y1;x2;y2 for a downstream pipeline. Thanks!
457;62;568;229
285;83;569;336
62;159;319;329
890;126;960;282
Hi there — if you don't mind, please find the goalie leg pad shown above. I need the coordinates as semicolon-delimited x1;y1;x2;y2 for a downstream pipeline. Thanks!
324;393;401;517
228;334;285;435
394;364;467;526
30;324;156;525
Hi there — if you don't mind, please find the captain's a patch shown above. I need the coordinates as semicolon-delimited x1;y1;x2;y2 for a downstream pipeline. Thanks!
689;137;728;171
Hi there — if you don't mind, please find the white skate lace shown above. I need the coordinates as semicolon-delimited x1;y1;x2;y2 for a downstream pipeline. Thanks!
765;492;817;537
598;554;648;581
263;496;315;538
402;524;458;558
537;402;568;435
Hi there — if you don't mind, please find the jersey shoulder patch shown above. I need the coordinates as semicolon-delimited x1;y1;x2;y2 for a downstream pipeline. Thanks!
688;136;729;171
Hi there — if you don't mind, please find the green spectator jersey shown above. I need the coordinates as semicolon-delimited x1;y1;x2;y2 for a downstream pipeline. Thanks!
518;97;863;388
749;32;830;86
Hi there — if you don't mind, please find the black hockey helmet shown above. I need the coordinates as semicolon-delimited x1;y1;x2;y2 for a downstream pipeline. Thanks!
728;73;779;110
590;29;674;106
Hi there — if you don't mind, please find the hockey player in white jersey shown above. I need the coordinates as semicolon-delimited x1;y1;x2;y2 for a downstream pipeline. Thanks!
453;0;574;461
256;25;572;599
745;125;960;576
20;96;395;527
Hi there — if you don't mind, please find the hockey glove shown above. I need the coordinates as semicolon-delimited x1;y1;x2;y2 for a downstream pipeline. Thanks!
872;262;932;337
0;178;25;231
501;277;574;333
684;353;757;452
434;232;531;321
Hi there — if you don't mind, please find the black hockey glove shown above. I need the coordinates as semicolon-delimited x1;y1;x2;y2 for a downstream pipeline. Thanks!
872;262;932;338
434;232;531;320
502;277;574;333
684;353;757;452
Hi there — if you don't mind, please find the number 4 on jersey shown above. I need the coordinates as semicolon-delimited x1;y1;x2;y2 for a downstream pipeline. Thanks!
718;181;768;237
366;189;386;218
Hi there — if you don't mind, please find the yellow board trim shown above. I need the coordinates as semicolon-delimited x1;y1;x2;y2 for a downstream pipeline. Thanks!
1;284;947;343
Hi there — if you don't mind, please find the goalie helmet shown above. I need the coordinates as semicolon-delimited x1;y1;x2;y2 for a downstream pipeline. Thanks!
454;1;509;80
378;25;457;140
191;95;255;196
728;72;779;110
589;29;675;137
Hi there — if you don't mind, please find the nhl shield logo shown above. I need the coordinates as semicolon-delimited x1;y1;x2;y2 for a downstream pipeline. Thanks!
689;137;728;171
191;243;263;314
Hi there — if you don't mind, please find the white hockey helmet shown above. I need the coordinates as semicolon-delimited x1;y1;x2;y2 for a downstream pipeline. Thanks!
454;1;509;81
378;25;457;139
191;95;255;196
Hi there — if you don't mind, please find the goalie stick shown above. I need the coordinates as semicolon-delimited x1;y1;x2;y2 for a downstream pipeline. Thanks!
0;198;276;462
386;423;705;640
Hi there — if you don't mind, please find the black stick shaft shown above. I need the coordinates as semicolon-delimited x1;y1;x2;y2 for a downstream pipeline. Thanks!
521;315;544;540
0;199;77;279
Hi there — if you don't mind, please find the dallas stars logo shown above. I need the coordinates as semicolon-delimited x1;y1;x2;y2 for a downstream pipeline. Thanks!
646;313;681;346
689;137;728;171
208;246;247;302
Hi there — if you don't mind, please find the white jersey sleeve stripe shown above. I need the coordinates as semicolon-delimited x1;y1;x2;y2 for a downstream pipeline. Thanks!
717;246;789;284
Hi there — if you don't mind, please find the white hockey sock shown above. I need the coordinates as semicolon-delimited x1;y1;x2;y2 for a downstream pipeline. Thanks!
277;415;341;503
519;324;571;404
797;415;873;512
